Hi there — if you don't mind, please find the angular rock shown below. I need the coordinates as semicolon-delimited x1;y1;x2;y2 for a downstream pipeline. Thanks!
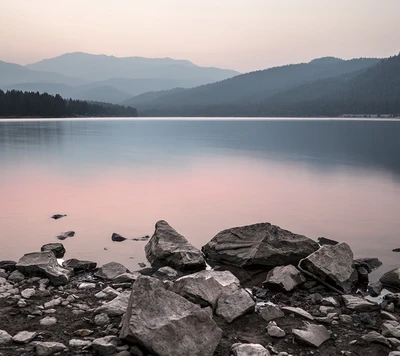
51;214;66;219
292;323;330;347
57;230;75;240
354;258;382;273
0;260;17;272
69;339;92;348
299;243;358;293
267;321;286;337
95;291;131;316
342;295;379;312
0;330;12;345
92;336;121;356
145;220;206;272
153;266;179;281
40;243;65;258
16;251;72;286
361;331;390;347
317;237;338;246
216;288;255;323
120;276;222;356
40;316;57;326
8;270;25;282
368;281;383;297
12;331;37;344
63;258;97;272
95;313;110;326
112;233;127;242
21;288;35;299
282;306;314;320
95;262;129;280
231;343;270;356
380;267;400;289
112;272;140;284
263;265;305;292
202;222;319;268
382;321;400;338
95;286;120;299
259;305;285;322
172;270;240;309
34;341;67;356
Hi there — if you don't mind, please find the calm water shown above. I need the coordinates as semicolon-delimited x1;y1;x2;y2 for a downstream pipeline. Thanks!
0;118;399;281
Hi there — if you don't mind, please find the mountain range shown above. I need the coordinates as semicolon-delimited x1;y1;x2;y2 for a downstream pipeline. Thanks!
0;52;239;103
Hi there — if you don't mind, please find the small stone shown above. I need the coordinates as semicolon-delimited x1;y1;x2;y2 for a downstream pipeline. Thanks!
382;321;400;338
94;313;110;326
8;270;25;282
367;281;383;297
292;323;330;347
40;316;57;326
57;230;75;240
340;314;353;324
282;306;314;320
112;233;127;242
12;331;37;344
34;341;67;356
78;282;96;290
153;266;179;280
92;335;121;356
21;288;35;299
0;330;12;345
259;305;285;322
231;343;270;356
17;298;27;307
342;295;379;312
263;265;306;291
44;297;62;309
72;329;94;337
321;296;340;307
69;339;92;348
267;321;286;337
51;214;66;219
361;331;390;346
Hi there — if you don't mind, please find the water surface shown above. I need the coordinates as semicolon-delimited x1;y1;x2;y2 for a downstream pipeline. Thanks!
0;118;399;281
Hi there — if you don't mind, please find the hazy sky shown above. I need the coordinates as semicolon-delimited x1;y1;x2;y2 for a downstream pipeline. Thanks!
1;0;399;72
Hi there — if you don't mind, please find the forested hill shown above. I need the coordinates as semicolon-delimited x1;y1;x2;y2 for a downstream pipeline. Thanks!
0;90;138;118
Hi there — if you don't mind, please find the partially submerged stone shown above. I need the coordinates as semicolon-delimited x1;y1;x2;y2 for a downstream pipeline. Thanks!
263;264;305;291
292;323;330;347
145;220;206;272
380;267;400;289
112;233;127;242
231;343;270;356
172;270;240;309
40;243;66;258
216;288;255;323
95;262;129;280
202;222;319;268
57;230;75;240
120;276;222;356
299;242;358;293
51;214;66;220
16;251;72;286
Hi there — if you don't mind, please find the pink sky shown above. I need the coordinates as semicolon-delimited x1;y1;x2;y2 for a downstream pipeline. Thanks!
1;0;399;72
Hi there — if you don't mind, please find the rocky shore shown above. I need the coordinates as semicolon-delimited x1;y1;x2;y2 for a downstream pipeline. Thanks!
0;220;400;356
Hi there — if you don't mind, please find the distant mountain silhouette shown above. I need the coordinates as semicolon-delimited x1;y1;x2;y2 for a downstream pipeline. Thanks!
123;57;380;110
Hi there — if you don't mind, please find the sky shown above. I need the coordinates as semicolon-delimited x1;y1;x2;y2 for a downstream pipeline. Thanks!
0;0;399;72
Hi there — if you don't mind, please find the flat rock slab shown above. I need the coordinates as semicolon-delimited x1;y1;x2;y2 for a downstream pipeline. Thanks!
145;220;206;272
216;288;255;323
231;343;271;356
380;267;400;289
202;222;319;268
120;276;222;356
263;264;305;291
172;270;240;308
362;331;391;347
94;262;129;280
16;251;72;286
299;242;358;293
259;305;285;322
292;323;330;347
282;306;314;320
342;295;379;312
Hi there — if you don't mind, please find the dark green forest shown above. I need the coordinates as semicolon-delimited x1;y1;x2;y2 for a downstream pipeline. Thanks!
0;90;138;117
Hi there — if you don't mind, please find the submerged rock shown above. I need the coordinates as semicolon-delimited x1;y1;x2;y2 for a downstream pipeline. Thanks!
380;267;400;289
41;243;66;258
120;276;222;356
57;230;75;240
111;233;127;242
51;214;66;220
202;222;319;268
16;251;72;285
299;242;358;293
145;220;206;272
263;264;306;291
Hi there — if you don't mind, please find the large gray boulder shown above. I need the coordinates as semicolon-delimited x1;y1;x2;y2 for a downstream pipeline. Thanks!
16;251;72;285
202;222;319;268
145;220;206;272
120;276;222;356
171;270;240;309
263;264;306;291
298;243;358;293
380;267;400;289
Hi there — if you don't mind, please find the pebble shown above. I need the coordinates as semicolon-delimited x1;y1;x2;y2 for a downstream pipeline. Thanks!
17;298;27;307
40;316;57;326
267;321;286;337
12;331;37;344
95;312;110;326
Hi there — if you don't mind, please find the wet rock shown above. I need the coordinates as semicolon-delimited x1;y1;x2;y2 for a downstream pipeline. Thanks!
40;316;57;326
380;267;400;289
317;237;339;246
368;281;383;297
12;331;37;344
40;243;65;258
63;258;97;272
0;260;17;272
95;313;110;326
292;322;330;347
16;251;72;285
92;336;121;356
120;276;222;356
57;230;75;240
0;330;12;345
34;341;67;356
342;295;379;312
202;222;319;268
299;243;358;293
172;270;240;309
112;233;127;242
21;287;35;299
263;264;305;292
361;331;390;347
267;321;286;337
51;214;66;220
95;291;131;316
153;266;179;281
259;305;285;322
216;288;255;323
8;270;25;282
95;262;129;280
231;343;270;356
354;258;382;273
145;220;206;272
393;248;400;252
281;306;314;321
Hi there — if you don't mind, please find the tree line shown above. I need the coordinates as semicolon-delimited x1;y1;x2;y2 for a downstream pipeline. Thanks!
0;90;138;117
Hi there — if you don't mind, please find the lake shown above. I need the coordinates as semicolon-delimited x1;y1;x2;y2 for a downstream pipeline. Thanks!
0;118;399;281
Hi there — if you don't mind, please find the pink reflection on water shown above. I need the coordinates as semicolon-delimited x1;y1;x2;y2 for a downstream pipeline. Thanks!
0;156;399;275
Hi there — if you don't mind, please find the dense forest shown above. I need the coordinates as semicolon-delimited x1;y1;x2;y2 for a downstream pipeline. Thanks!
0;89;138;117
